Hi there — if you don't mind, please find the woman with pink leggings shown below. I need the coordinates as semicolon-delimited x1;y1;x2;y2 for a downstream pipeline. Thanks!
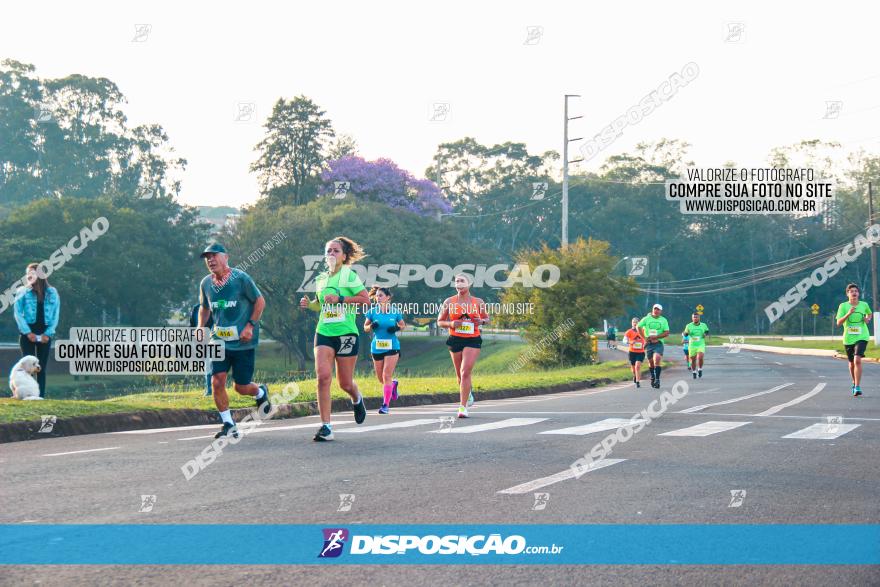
365;286;406;414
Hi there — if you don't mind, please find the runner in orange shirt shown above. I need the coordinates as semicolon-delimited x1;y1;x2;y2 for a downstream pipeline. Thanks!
437;274;490;418
624;317;646;388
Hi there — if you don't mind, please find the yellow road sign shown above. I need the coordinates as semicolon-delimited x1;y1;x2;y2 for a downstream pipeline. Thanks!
696;304;704;315
811;303;819;315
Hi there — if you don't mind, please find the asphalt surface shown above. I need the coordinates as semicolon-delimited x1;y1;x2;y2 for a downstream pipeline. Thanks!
1;347;878;585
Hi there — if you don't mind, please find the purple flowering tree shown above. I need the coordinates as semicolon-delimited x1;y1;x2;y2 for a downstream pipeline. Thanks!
320;156;452;217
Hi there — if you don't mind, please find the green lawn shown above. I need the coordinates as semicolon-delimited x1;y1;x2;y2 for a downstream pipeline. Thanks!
0;360;633;424
1;338;529;401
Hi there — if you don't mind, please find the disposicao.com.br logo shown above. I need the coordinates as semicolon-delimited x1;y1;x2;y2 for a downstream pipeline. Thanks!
298;256;560;292
318;529;563;558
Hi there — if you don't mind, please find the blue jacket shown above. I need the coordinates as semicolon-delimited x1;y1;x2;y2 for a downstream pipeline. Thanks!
13;286;60;337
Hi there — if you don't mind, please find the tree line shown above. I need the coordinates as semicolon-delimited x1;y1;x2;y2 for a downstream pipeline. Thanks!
2;60;879;369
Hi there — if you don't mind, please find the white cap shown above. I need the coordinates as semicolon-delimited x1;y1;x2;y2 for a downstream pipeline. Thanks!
652;304;663;310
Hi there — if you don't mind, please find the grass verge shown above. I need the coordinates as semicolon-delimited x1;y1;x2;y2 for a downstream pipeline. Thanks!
0;361;633;424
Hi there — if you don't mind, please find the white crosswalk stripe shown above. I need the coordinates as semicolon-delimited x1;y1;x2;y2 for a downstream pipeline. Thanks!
659;421;751;437
497;459;627;494
782;423;860;439
538;418;647;436
430;418;547;434
335;418;440;434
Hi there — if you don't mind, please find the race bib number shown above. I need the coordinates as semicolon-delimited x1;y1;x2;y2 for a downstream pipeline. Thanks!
375;338;392;350
322;308;345;323
648;329;658;336
455;321;475;335
632;342;643;350
213;326;239;341
847;325;862;335
691;335;701;342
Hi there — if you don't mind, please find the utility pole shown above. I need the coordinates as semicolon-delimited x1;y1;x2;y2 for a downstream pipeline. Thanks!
562;94;583;249
870;182;879;344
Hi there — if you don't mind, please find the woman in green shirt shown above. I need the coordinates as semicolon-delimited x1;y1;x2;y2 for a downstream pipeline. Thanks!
835;283;872;397
300;236;372;440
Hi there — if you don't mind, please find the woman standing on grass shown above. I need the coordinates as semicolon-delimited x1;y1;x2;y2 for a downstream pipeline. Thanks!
14;263;60;398
437;274;489;418
365;286;405;414
299;237;371;441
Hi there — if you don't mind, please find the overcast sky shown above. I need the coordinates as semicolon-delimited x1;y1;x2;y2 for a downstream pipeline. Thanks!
3;1;878;207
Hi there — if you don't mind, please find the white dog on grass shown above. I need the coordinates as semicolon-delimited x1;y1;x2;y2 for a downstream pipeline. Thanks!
10;355;42;400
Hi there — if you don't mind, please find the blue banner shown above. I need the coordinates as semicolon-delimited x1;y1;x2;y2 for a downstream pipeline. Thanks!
0;525;877;565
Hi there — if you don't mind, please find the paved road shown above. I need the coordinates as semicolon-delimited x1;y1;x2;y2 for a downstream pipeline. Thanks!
1;348;878;585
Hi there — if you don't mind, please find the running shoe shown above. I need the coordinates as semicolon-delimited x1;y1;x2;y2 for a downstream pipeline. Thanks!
653;380;660;389
458;406;469;418
636;381;641;388
467;388;475;407
313;424;334;441
255;384;272;416
214;422;239;439
698;370;703;379
378;404;389;414
692;371;697;380
391;379;399;401
854;386;863;397
353;396;367;424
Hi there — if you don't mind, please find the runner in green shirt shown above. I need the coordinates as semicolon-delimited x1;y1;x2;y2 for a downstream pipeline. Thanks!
638;304;670;388
835;283;872;397
683;314;710;379
299;236;372;440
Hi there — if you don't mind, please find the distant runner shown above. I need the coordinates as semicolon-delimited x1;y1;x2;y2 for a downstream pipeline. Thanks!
606;325;617;350
365;286;405;414
836;283;872;397
683;314;709;379
438;274;489;418
623;317;646;388
638;304;670;389
682;333;690;372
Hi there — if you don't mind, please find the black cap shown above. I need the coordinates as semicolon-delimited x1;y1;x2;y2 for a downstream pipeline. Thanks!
200;243;227;258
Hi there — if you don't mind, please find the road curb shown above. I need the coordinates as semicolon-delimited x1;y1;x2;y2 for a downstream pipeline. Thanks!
0;377;619;444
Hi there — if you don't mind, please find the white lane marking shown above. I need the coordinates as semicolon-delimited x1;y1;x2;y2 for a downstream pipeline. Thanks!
754;383;826;416
335;418;440;434
678;383;794;413
370;409;880;422
698;411;880;422
538;418;647;436
176;421;356;440
110;424;223;435
774;361;783;366
659;421;751;437
42;447;121;457
783;423;861;439
247;421;356;434
430;418;547;434
497;459;627;494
